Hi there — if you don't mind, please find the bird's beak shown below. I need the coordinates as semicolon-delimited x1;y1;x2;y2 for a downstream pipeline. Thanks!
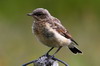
27;13;33;16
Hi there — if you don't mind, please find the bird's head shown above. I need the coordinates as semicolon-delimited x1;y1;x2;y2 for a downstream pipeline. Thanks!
27;8;51;21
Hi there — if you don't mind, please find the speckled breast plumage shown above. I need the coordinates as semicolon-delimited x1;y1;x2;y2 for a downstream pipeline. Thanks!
32;21;71;47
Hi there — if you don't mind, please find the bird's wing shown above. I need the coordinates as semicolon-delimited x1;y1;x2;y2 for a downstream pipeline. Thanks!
52;18;78;45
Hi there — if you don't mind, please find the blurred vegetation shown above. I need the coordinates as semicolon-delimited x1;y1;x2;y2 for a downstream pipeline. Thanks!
0;0;100;66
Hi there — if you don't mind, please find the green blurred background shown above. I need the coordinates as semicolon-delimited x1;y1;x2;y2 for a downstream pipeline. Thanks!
0;0;100;66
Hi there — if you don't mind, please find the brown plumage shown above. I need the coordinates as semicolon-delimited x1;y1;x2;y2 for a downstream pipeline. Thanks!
28;8;82;55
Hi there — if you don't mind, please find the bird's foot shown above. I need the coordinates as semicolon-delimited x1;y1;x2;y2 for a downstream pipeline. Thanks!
41;53;55;60
42;53;49;57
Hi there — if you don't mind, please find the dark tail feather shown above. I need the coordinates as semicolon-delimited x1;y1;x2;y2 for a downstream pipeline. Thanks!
68;46;82;54
71;39;78;45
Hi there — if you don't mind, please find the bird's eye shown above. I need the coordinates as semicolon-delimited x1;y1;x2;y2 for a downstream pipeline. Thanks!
34;13;43;16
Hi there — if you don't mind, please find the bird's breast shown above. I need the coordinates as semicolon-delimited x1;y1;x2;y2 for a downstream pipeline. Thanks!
32;22;71;47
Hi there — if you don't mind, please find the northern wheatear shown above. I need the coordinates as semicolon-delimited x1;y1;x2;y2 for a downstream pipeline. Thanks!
27;8;82;56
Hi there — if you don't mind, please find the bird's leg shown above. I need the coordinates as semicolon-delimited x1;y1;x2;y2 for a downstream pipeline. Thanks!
52;46;62;57
45;47;54;56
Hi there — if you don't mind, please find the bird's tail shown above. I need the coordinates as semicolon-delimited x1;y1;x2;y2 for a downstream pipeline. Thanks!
68;44;82;54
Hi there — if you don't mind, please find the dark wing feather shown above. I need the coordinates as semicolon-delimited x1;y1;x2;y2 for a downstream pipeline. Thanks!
52;18;78;45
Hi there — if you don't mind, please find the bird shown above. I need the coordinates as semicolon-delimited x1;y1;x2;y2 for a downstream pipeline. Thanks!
27;8;82;56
